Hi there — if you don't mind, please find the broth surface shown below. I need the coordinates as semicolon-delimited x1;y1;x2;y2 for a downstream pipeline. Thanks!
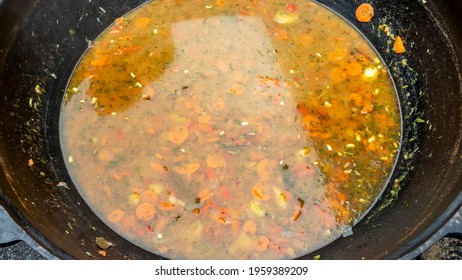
61;0;401;259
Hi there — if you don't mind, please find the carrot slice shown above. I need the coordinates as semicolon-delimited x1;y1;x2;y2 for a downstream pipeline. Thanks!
287;3;297;12
327;48;348;62
107;209;124;223
251;182;271;201
167;125;189;145
204;136;220;143
256;159;278;181
198;123;214;132
356;3;374;23
231;220;240;236
348;93;363;106
115;17;124;25
206;154;226;168
220;186;232;200
134;17;151;29
301;115;320;130
271;238;287;256
198;114;212;124
150;161;166;173
90;57;108;67
201;201;214;213
229;84;245;96
393;36;406;54
254;236;270;251
292;210;302;222
160;201;176;211
173;162;201;174
243;220;257;235
205;167;217;179
346;61;363;76
330;67;347;83
136;202;156;221
97;149;112;162
198;189;211;201
211;214;227;225
112;172;128;181
141;190;158;204
112;45;144;56
212;100;225;111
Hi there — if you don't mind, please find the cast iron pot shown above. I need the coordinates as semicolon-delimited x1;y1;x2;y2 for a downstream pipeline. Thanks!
1;0;461;259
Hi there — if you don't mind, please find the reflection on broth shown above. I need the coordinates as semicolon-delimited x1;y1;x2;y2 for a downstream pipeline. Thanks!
61;0;401;259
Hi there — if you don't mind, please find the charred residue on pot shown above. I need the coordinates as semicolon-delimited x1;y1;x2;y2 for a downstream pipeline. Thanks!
365;16;427;222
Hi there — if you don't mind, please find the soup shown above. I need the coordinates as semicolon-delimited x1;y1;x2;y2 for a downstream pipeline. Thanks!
60;0;401;259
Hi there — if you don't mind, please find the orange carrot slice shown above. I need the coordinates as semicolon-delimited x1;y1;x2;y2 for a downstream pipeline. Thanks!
198;123;214;132
287;3;297;12
211;214;227;225
98;250;107;256
167;125;189;145
206;154;226;168
173;162;201;174
256;159;278;181
112;172;128;181
150;161;166;173
134;17;151;29
198;114;212;124
212;100;225;111
198;189;211;201
107;209;124;223
90;57;108;67
251;182;271;201
205;167;216;179
330;67;347;83
229;84;245;96
243;220;257;235
160;201;176;211
135;202;156;221
327;48;348;62
356;3;374;23
254;236;270;251
231;220;240;236
291;210;302;222
201;201;214;213
115;17;124;25
141;190;158;204
171;154;186;163
97;149;112;162
220;186;232;200
348;93;363;106
346;61;363;76
393;36;406;54
302;115;320;130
